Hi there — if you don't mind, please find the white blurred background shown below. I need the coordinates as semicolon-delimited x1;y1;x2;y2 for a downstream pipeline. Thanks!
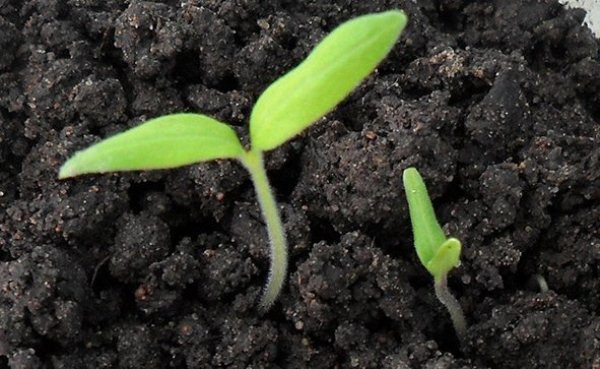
561;0;600;36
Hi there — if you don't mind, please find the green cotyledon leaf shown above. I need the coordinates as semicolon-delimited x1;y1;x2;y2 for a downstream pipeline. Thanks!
427;238;461;278
59;113;244;179
403;167;457;277
250;10;408;152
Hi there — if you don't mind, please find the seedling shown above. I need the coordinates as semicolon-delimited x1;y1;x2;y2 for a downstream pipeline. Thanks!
59;11;408;311
402;167;467;343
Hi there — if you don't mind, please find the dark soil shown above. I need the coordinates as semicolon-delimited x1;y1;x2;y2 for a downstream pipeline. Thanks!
0;0;598;368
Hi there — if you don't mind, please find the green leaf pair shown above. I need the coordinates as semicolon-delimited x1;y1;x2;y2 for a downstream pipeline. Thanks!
59;10;408;310
59;10;408;178
402;167;461;280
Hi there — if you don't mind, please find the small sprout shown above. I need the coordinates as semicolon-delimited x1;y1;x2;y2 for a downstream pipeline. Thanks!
532;274;549;293
60;11;408;311
402;167;467;343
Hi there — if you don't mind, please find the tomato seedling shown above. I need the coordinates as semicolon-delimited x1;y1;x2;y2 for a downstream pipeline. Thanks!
60;10;408;311
403;167;467;342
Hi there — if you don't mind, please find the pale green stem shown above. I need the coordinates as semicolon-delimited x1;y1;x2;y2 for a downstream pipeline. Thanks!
240;150;288;311
434;274;467;345
534;274;549;293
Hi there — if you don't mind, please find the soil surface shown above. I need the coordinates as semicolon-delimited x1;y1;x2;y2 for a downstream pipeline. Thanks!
0;1;599;368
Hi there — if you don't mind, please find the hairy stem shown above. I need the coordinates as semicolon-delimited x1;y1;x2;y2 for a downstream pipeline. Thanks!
241;150;288;311
434;274;467;344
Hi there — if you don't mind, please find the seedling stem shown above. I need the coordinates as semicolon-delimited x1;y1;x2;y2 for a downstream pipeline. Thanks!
434;274;467;343
240;150;288;310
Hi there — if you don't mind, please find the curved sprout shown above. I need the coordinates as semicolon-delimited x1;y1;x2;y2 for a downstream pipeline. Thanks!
403;167;467;344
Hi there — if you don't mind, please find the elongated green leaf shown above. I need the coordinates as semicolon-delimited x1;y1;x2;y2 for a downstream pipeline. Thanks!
59;113;244;178
250;10;408;151
402;167;448;274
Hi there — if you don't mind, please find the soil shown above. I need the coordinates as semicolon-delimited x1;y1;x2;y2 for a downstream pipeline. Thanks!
0;0;598;368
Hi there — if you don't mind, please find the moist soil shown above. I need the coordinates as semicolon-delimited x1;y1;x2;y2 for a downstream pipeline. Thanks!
0;1;599;368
